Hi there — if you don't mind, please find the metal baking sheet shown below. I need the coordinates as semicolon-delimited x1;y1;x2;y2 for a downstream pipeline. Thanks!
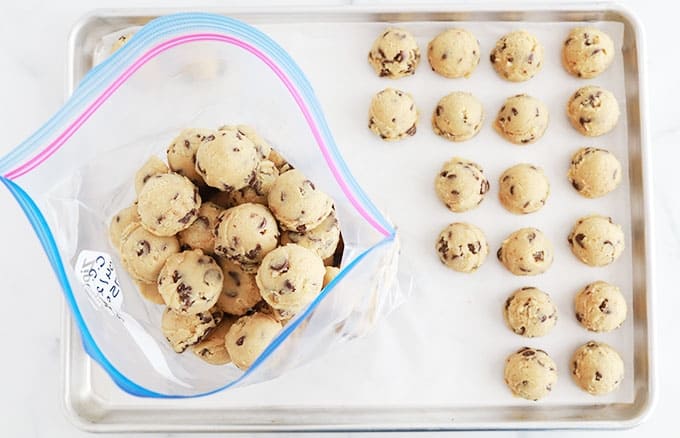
62;3;653;432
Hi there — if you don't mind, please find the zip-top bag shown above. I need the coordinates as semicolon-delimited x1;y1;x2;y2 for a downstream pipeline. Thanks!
0;13;406;397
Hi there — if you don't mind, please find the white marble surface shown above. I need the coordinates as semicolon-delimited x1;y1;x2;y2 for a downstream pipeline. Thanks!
0;0;676;436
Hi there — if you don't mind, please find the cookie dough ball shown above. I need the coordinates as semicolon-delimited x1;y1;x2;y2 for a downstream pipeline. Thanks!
231;125;272;160
137;172;200;236
435;222;489;273
368;88;418;141
504;347;557;401
563;27;615;79
135;280;165;305
192;315;236;365
495;94;549;145
111;33;133;53
157;249;223;315
268;169;333;232
499;164;550;214
575;281;627;332
435;157;490;212
323;266;341;288
280;210;340;260
504;287;558;337
177;202;222;254
498;228;554;276
119;222;180;283
567;86;620;137
432;92;483;142
216;258;262;316
568;147;622;198
225;312;282;370
367;28;420;79
166;128;214;185
256;244;325;313
109;203;139;251
214;203;280;271
134;156;169;195
571;341;624;395
161;306;223;353
195;127;260;192
427;28;480;78
568;215;624;266
490;30;544;82
228;159;280;206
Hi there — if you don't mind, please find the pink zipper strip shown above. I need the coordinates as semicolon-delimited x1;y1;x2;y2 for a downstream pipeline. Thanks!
5;33;391;237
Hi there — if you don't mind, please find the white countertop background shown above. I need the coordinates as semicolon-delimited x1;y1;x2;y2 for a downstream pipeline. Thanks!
0;0;676;436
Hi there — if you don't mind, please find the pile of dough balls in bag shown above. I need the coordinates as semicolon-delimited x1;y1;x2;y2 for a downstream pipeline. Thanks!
108;125;343;370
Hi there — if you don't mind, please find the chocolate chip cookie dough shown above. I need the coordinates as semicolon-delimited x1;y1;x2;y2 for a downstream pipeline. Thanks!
427;28;480;78
119;222;180;283
435;222;489;273
567;86;620;137
166;128;214;185
368;28;420;79
280;210;340;260
432;92;484;142
178;202;222;254
216;258;263;316
157;249;223;315
137;172;200;237
568;215;624;266
192;315;237;365
368;88;418;141
109;203;140;251
504;287;558;337
232;124;273;160
562;27;615;79
267;148;293;173
134;156;169;195
490;30;544;82
574;281;627;332
214;203;280;272
504;347;557;401
571;341;624;395
435;157;490;212
568;147;622;198
498;164;550;214
495;94;549;145
218;159;280;208
161;306;223;353
256;244;326;313
195;127;260;192
111;124;344;368
498;228;554;276
225;312;283;370
268;169;334;232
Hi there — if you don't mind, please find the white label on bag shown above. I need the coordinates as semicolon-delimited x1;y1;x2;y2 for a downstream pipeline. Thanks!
73;250;193;388
75;250;124;318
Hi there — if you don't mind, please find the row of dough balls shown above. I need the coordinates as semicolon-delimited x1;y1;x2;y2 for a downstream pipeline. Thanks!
435;153;622;220
368;86;620;142
108;126;342;370
504;282;627;338
436;219;624;275
504;342;624;401
368;27;614;81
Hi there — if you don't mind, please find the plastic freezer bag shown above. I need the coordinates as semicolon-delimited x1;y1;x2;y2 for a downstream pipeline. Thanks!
0;13;406;397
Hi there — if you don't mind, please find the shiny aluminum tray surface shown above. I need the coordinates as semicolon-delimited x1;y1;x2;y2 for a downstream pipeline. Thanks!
62;3;653;432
